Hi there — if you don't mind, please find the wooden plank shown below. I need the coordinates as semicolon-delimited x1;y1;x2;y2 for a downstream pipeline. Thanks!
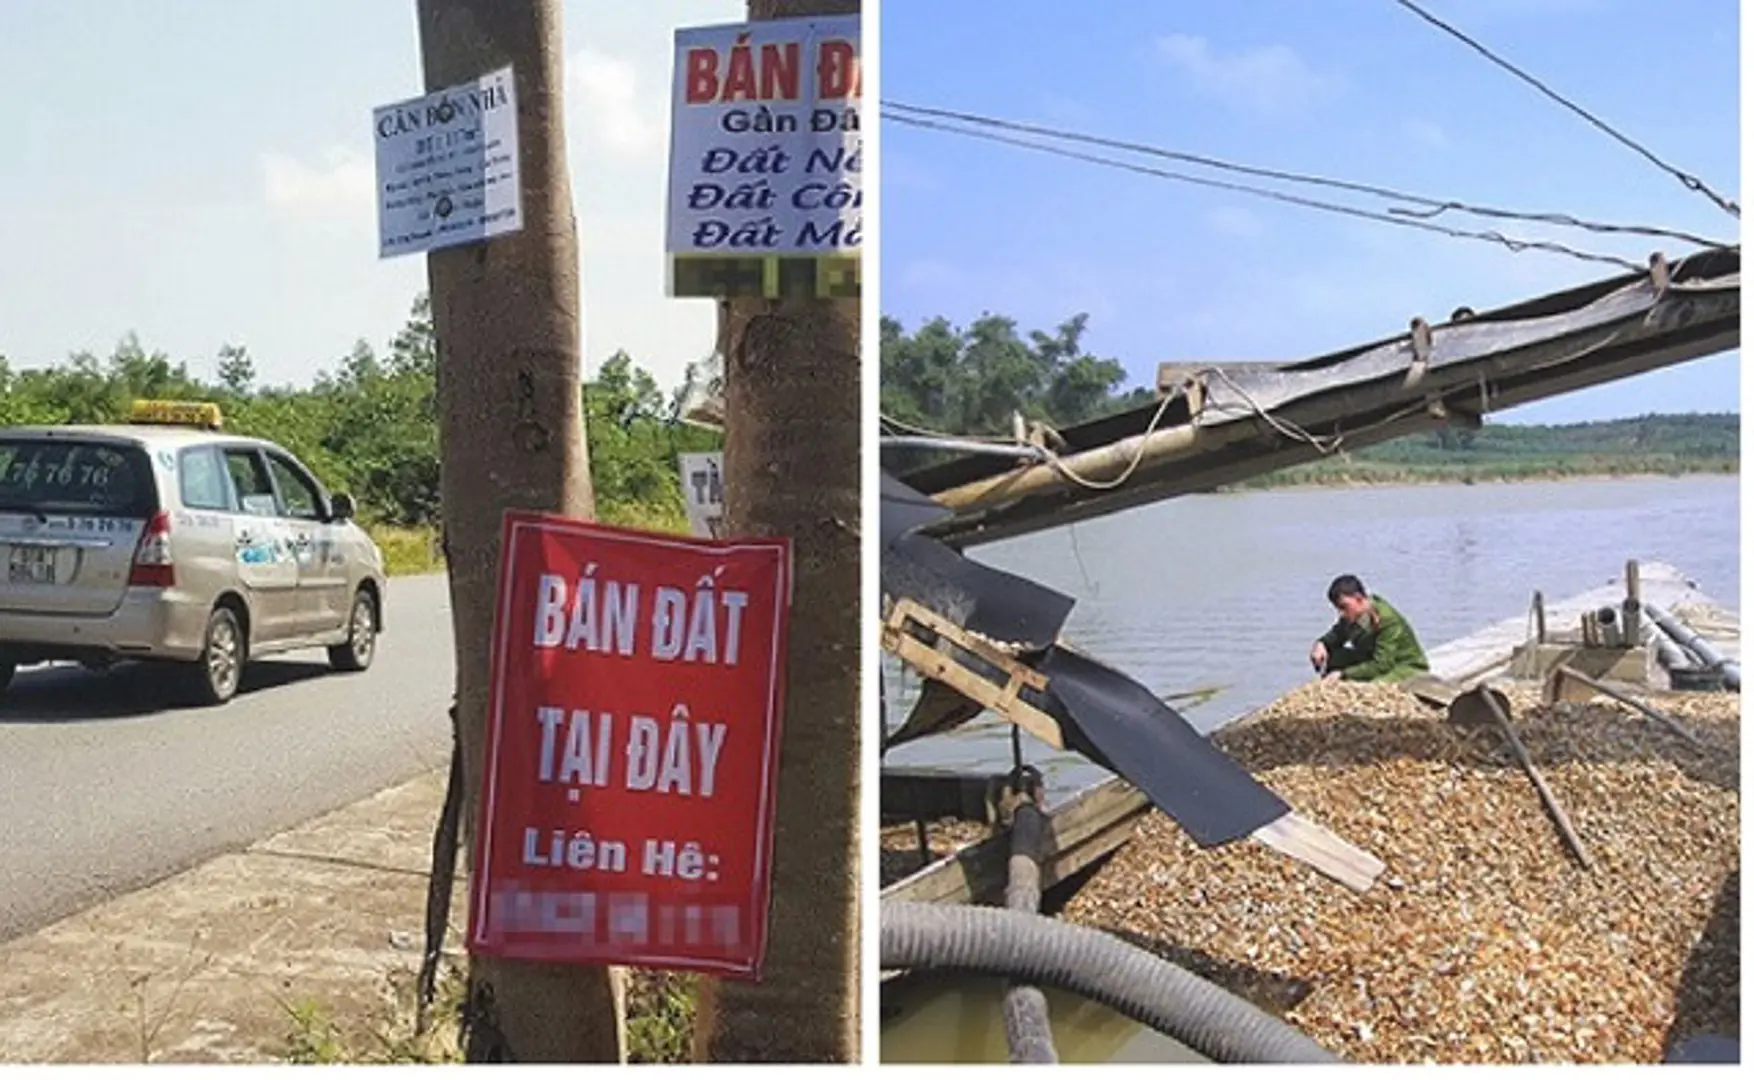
881;600;1067;751
1042;816;1142;886
883;632;1066;751
880;777;1151;906
879;768;996;825
1250;812;1386;893
1400;672;1467;710
881;770;1392;903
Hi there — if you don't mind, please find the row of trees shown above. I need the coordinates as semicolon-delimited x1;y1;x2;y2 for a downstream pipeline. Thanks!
0;295;722;533
880;312;1149;437
881;312;1738;477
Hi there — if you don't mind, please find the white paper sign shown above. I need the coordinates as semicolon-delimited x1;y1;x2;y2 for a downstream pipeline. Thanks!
374;66;523;258
666;17;862;260
678;452;725;539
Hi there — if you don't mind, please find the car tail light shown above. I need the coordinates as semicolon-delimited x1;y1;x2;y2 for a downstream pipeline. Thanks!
129;511;175;588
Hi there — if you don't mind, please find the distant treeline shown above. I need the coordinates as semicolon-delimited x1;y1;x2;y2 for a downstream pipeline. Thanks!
1236;412;1738;489
881;312;1738;486
0;295;721;535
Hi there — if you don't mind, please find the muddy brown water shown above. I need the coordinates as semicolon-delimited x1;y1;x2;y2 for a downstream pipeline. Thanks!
879;475;1739;1064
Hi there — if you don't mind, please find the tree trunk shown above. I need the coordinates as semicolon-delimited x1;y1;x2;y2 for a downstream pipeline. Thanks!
691;2;862;1062
415;0;625;1062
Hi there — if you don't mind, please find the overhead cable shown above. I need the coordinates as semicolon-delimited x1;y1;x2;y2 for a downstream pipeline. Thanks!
886;112;1647;273
883;100;1726;249
1392;0;1739;219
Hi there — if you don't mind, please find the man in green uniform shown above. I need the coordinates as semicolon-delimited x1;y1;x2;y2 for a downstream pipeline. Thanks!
1309;574;1430;683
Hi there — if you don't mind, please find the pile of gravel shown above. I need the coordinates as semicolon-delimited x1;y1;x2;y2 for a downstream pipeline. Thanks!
1058;679;1738;1064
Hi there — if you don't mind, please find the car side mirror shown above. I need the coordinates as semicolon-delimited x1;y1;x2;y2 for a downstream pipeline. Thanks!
329;493;356;522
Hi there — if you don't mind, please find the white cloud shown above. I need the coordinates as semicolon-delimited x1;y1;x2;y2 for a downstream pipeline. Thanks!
259;146;373;217
569;48;664;159
1155;34;1337;116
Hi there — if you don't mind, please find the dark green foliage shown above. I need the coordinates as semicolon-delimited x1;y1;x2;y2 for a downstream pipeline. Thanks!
584;350;719;530
0;295;719;531
881;312;1135;438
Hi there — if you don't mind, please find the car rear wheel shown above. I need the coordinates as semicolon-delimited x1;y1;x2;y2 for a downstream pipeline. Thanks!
329;589;377;673
181;606;244;706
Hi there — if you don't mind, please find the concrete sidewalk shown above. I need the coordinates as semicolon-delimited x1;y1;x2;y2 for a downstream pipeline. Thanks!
0;770;458;1063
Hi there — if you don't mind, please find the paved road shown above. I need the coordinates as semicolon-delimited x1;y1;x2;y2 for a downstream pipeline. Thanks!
0;573;455;942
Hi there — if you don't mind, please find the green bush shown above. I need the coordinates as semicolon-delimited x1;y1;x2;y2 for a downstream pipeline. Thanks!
1;296;721;546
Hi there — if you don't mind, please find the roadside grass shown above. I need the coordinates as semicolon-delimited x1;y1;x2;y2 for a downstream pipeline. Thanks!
279;962;696;1064
625;971;697;1064
366;525;443;577
365;501;690;580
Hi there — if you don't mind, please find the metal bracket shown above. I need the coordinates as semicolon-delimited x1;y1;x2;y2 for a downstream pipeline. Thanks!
1403;316;1432;389
1153;363;1206;417
988;765;1046;828
880;599;1066;751
1648;252;1671;295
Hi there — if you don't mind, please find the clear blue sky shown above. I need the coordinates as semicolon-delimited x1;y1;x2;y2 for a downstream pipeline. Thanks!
879;0;1740;424
0;0;739;393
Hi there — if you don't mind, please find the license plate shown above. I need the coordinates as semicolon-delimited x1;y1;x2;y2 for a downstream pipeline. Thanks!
7;547;58;585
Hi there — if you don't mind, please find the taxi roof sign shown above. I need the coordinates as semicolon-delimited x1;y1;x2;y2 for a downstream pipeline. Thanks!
129;400;224;430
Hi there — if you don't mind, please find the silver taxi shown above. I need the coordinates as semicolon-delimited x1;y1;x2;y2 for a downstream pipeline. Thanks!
0;401;386;706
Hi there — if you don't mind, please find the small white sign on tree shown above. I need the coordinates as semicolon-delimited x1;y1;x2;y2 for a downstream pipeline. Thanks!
374;66;524;258
679;452;726;539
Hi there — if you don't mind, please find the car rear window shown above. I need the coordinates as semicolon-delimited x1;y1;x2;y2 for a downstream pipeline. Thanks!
0;438;157;518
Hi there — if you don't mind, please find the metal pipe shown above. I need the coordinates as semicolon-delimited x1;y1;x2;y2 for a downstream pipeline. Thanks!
931;416;1211;511
1644;624;1693;671
1643;603;1740;690
880;434;1051;462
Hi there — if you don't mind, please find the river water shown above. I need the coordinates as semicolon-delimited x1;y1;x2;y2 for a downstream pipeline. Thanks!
881;475;1740;797
879;475;1739;1064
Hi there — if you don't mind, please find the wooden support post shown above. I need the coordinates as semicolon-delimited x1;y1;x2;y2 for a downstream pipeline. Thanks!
1464;688;1595;871
1553;665;1702;749
880;600;1067;751
1532;590;1547;644
1622;560;1643;643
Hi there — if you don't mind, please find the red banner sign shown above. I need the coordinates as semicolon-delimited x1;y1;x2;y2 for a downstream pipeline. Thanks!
466;510;791;978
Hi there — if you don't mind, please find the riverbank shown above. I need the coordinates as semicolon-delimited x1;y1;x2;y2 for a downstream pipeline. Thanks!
1221;461;1737;493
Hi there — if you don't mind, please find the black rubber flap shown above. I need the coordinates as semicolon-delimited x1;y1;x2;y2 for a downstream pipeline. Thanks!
882;532;1075;652
880;471;954;547
1036;647;1288;847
